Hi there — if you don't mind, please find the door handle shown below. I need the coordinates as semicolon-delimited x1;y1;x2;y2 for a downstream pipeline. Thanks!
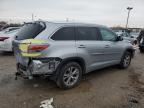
105;45;110;48
78;45;86;48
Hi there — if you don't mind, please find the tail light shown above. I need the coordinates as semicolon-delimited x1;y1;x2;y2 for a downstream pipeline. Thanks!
28;45;49;53
0;37;9;41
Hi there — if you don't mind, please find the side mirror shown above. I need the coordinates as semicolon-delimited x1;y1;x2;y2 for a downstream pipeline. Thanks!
116;36;123;41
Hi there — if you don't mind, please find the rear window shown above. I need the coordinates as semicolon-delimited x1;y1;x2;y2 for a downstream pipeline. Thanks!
15;22;45;40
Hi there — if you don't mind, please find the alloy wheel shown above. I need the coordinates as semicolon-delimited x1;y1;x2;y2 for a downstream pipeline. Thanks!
63;66;80;86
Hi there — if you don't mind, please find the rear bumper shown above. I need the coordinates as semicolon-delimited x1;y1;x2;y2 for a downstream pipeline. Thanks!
0;41;12;51
16;58;61;79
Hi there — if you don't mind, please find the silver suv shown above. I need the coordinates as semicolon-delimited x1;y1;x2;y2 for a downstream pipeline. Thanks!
13;21;135;89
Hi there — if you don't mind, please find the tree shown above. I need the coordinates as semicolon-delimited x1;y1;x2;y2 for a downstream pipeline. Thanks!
0;21;22;30
0;21;8;30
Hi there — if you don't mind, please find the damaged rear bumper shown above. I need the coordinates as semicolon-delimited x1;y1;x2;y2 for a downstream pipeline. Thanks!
15;58;61;79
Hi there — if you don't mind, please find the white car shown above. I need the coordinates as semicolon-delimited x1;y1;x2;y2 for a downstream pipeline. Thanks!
0;27;20;35
0;27;20;52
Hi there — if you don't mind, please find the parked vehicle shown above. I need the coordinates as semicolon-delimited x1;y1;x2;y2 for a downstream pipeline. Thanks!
0;27;20;52
139;38;144;53
113;30;137;45
130;32;140;39
0;27;20;35
13;21;135;89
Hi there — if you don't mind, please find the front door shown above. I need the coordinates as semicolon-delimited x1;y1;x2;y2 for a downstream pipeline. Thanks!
98;27;122;63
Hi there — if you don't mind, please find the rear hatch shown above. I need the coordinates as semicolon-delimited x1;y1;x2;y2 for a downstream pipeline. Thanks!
13;21;47;66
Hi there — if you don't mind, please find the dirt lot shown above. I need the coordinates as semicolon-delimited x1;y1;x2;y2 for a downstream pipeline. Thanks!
0;51;144;108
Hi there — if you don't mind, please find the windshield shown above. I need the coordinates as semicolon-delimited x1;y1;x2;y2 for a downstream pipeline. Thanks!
15;21;46;40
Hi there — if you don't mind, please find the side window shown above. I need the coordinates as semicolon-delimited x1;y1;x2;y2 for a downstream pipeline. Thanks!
76;27;99;40
51;27;75;40
99;28;116;41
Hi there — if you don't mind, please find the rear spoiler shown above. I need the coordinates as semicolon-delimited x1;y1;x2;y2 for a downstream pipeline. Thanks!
23;21;46;28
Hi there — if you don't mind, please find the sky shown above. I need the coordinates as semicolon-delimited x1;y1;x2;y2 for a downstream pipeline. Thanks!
0;0;144;28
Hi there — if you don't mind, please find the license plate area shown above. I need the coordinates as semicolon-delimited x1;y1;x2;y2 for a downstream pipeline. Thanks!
13;41;29;66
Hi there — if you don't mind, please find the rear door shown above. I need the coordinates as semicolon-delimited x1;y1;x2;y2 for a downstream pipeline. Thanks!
75;27;106;71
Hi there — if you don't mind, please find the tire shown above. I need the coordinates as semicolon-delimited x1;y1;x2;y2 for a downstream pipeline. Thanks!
56;62;82;89
133;40;137;45
140;48;144;53
119;51;132;69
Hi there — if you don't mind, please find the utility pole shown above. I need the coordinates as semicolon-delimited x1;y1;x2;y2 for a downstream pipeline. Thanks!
66;18;69;22
126;7;133;29
32;13;34;21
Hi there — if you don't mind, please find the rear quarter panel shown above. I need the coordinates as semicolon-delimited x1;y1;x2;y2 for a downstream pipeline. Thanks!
42;41;77;59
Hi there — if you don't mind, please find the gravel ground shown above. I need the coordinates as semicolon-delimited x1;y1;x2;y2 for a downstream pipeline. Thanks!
0;51;144;108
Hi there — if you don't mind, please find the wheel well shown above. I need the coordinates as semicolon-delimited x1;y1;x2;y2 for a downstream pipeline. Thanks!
56;57;86;75
71;59;86;74
126;49;134;58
